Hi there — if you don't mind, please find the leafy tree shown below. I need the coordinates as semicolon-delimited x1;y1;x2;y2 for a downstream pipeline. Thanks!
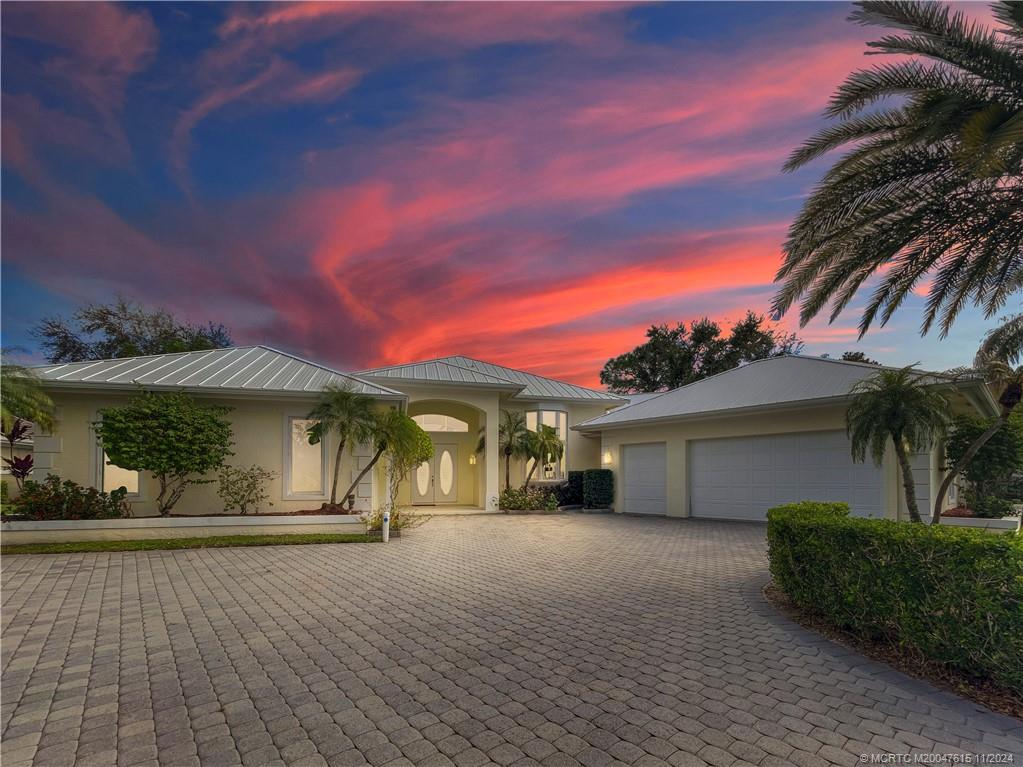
600;311;802;393
384;418;434;514
95;391;233;515
841;351;880;365
343;410;431;503
306;385;377;507
523;425;565;487
944;414;1023;504
846;366;950;522
1;354;55;431
933;315;1023;520
476;410;532;490
774;1;1023;339
35;297;232;363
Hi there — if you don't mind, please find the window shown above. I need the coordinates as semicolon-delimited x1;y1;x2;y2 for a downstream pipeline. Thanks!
101;453;140;495
413;414;469;433
286;417;327;497
525;409;568;481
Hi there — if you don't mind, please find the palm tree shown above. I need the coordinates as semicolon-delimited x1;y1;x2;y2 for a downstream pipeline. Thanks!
476;410;532;490
774;1;1023;340
342;410;427;503
522;425;565;488
1;355;55;431
306;384;377;507
847;366;951;522
932;315;1023;521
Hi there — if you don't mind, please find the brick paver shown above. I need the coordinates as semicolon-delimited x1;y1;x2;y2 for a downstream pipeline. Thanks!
2;515;1020;766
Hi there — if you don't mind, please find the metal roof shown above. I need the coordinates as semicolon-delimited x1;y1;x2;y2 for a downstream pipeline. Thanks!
358;355;622;402
33;346;404;399
575;355;993;430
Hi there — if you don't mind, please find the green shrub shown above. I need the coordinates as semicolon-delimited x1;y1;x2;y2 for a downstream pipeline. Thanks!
0;479;8;512
767;501;1023;691
362;507;428;532
969;494;1016;519
12;476;132;521
500;486;558;511
583;469;614;508
217;465;276;515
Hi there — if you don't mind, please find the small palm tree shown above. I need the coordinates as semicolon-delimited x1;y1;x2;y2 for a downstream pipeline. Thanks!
774;1;1023;339
523;425;565;488
1;355;55;431
476;410;532;490
306;384;377;507
932;315;1023;520
847;366;951;522
342;410;427;502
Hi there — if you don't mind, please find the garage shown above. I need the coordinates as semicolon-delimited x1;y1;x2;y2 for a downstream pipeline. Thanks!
622;442;667;515
688;430;883;521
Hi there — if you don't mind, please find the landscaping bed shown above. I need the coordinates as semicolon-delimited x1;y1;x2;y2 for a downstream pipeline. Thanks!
1;532;376;555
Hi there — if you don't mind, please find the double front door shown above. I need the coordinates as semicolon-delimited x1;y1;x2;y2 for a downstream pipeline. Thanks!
412;443;457;504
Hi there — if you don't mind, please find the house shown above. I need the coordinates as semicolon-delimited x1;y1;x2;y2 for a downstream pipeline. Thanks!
30;346;621;516
575;355;998;521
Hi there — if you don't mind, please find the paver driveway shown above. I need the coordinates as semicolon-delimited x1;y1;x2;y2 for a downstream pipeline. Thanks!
2;515;1020;767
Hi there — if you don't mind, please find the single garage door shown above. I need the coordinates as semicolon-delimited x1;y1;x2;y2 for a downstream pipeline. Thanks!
689;430;883;521
622;442;667;515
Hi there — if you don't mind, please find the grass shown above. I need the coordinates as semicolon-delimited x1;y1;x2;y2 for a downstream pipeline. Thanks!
1;532;377;555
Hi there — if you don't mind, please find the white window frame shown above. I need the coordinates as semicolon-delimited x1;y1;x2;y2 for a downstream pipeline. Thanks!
282;414;330;501
91;414;143;499
524;408;568;482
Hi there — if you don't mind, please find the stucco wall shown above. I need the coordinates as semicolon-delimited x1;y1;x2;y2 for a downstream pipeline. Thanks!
40;391;380;517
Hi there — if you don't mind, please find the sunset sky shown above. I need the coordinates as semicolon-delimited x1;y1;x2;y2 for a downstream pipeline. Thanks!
1;1;995;387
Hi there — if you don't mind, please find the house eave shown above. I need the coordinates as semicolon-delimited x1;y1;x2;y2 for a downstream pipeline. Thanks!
39;380;408;402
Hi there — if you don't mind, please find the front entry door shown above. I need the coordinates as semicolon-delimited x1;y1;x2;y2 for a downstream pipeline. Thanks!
412;443;458;505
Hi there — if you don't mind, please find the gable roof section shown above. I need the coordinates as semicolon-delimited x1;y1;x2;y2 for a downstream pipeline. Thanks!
33;346;404;399
575;355;995;430
358;355;622;402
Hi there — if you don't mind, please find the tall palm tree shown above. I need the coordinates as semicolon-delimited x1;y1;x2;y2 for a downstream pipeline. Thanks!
774;1;1023;340
522;425;565;488
306;384;377;506
932;314;1023;521
476;410;532;490
847;366;951;522
1;355;55;431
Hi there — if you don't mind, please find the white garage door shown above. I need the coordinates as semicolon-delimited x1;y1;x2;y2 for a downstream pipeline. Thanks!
689;430;883;521
623;443;667;515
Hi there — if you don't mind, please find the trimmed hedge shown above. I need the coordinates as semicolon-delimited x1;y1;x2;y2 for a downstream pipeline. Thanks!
583;469;614;509
767;501;1023;692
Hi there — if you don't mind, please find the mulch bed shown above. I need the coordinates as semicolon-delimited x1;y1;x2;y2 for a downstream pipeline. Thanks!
763;582;1023;721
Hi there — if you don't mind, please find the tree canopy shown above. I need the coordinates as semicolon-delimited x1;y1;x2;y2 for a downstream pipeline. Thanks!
600;311;802;393
774;1;1023;340
35;297;232;363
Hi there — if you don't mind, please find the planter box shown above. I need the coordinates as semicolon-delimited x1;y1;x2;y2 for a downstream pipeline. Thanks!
1;514;366;544
939;516;1021;533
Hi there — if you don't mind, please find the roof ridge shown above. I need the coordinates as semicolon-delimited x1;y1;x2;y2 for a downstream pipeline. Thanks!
444;354;623;399
256;345;405;395
358;358;521;386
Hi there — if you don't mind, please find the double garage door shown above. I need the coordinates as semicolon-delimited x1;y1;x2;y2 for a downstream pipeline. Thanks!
622;430;883;521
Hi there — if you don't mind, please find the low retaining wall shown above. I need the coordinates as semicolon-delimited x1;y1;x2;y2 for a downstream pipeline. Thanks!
939;516;1021;532
1;514;366;544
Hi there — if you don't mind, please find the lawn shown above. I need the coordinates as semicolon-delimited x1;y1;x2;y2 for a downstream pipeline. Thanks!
1;532;377;555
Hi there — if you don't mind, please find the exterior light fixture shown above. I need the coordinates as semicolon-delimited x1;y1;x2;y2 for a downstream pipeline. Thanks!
469;454;477;465
602;450;613;465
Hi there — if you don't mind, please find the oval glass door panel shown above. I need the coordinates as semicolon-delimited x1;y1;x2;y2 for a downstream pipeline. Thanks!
416;461;430;496
439;449;454;496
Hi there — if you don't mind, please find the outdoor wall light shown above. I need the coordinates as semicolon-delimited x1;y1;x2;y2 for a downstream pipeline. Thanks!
602;450;613;465
468;454;477;465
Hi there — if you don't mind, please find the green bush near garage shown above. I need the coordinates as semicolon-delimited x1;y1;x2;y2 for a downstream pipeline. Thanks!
583;469;614;509
767;501;1023;692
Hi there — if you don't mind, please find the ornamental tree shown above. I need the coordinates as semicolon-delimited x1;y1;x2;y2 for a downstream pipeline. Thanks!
95;391;233;515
